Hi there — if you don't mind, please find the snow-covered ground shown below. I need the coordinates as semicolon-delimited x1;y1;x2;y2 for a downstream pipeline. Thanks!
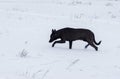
0;0;120;79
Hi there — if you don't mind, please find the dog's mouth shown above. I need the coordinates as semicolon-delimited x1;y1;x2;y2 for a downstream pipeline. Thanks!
49;40;52;43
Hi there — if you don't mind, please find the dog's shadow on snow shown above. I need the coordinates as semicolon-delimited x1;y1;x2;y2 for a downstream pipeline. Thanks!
49;46;101;53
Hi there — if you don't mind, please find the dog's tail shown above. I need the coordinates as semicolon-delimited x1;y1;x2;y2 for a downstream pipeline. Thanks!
93;34;101;45
94;39;102;45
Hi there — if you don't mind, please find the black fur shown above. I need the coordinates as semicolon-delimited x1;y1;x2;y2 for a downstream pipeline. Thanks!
49;27;101;51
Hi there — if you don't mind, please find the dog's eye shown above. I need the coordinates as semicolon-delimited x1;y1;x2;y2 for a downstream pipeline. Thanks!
54;34;57;36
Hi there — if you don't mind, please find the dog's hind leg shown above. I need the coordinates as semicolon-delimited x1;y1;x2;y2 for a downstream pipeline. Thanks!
87;41;98;51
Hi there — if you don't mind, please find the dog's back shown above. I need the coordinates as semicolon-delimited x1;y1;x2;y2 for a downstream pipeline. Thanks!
58;27;94;41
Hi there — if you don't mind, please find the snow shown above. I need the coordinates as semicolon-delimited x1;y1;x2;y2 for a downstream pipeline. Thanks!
0;0;120;79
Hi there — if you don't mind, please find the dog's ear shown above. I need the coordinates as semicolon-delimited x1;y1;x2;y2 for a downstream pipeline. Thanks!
52;29;56;33
52;29;54;32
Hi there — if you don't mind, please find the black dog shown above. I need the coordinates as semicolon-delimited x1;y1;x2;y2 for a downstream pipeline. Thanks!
49;27;101;51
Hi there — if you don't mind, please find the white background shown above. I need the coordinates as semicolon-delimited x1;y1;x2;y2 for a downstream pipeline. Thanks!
0;0;120;79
